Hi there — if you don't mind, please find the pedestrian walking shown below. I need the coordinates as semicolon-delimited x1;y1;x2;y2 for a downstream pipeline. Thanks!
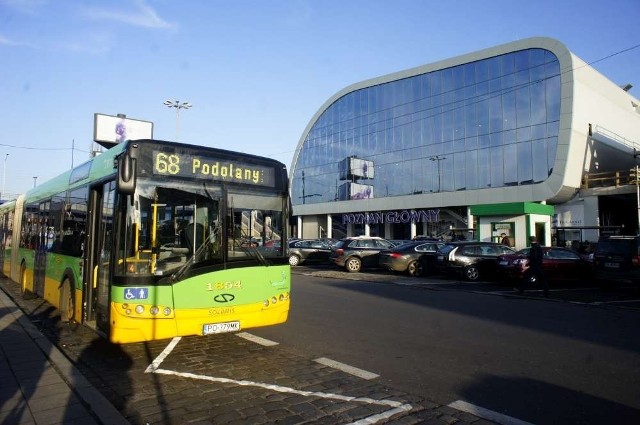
517;236;549;297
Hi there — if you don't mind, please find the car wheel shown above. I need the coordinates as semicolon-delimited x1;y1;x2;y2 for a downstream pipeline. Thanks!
345;257;362;273
288;254;301;266
464;265;480;281
407;261;423;277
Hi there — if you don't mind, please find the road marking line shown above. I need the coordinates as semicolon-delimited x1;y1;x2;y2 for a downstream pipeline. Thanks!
152;367;409;407
145;336;181;373
346;404;413;425
236;332;279;346
146;338;412;423
314;357;379;380
448;400;534;425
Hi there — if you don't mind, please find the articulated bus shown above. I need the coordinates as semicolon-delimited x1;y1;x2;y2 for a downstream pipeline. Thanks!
0;139;291;343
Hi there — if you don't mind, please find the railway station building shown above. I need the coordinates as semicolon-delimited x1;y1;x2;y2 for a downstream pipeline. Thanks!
289;37;640;249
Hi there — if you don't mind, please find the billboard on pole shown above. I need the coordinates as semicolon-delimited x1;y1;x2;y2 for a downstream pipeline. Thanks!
94;113;153;148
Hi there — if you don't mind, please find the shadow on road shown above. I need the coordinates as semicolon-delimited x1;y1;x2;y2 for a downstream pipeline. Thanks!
458;373;640;424
294;267;640;354
1;279;134;424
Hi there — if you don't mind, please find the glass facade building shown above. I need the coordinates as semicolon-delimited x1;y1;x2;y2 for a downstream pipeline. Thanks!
292;49;560;204
290;37;640;244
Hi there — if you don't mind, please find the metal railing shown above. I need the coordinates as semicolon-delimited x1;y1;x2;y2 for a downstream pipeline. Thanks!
581;169;637;189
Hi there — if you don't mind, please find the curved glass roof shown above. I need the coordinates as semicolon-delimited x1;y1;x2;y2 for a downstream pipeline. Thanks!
291;48;561;206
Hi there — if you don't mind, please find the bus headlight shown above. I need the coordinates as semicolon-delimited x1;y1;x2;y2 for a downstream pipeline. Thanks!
150;306;159;315
163;307;171;316
135;305;145;314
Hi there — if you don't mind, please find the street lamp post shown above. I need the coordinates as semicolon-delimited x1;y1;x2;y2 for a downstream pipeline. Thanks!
32;176;37;188
163;100;192;142
429;155;446;192
1;154;8;201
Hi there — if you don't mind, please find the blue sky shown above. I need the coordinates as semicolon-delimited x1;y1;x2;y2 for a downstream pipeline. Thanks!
1;0;639;198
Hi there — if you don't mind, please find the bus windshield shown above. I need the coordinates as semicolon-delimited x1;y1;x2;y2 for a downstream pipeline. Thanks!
116;179;286;280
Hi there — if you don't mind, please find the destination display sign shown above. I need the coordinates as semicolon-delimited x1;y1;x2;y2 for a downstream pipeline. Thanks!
152;150;275;187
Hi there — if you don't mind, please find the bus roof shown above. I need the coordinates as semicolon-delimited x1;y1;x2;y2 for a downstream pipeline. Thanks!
24;142;126;202
21;139;288;203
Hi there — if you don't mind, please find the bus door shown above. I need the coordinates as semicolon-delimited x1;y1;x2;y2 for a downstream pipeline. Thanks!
85;181;116;335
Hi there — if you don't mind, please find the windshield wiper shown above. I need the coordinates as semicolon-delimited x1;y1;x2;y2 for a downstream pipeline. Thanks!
169;240;210;282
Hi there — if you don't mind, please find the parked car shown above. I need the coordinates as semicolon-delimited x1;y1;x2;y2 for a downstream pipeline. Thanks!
593;235;640;286
287;239;333;266
497;246;593;285
330;236;395;272
317;237;340;247
389;239;412;247
412;235;440;241
436;241;516;281
379;240;445;276
263;239;282;248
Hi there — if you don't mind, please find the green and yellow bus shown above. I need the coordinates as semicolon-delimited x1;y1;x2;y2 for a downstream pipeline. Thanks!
0;139;291;343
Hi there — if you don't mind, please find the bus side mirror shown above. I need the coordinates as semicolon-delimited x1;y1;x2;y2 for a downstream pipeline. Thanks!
117;145;138;195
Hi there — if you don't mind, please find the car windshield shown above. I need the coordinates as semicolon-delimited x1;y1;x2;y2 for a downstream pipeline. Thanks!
597;239;635;255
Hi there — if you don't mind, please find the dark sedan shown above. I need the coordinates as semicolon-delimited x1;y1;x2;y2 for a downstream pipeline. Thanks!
287;239;333;266
379;241;444;276
437;241;516;281
497;246;593;285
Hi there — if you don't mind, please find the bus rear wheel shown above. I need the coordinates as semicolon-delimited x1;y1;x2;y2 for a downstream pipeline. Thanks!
59;278;75;323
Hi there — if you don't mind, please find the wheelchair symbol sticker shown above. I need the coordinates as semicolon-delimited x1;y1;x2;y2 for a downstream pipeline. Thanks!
124;288;148;300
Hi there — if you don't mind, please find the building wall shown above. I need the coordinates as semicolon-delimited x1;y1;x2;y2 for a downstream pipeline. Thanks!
292;38;568;216
290;37;640;240
477;215;528;248
300;215;320;239
576;69;640;173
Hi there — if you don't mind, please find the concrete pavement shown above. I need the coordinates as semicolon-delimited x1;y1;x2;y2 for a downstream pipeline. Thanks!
1;274;495;425
0;286;128;425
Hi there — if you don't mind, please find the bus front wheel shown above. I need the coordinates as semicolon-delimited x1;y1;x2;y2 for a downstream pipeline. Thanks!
59;278;75;323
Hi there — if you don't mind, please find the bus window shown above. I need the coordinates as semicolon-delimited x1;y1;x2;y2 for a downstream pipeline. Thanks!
227;193;285;259
117;183;222;278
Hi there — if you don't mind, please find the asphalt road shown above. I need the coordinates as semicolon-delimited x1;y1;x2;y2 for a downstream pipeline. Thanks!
252;269;640;425
2;269;639;425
